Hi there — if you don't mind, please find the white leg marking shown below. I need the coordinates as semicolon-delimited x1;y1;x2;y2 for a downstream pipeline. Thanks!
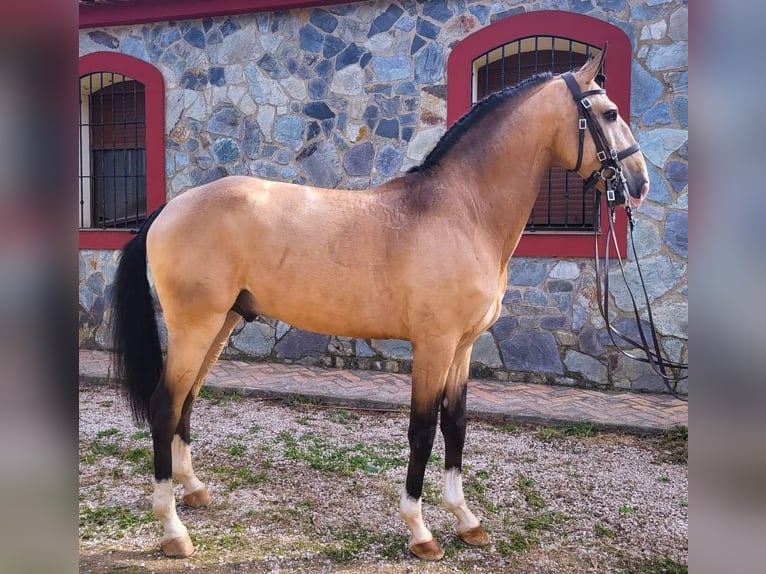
152;479;189;542
443;468;480;533
399;491;433;545
171;434;204;496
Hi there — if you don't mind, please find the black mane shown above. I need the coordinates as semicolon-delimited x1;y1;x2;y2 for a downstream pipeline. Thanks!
408;72;554;173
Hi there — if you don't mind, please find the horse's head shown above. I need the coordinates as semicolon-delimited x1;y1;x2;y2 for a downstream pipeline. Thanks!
559;49;649;209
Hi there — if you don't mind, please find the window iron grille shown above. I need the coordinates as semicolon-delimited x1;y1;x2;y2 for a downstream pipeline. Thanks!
79;73;147;229
473;36;601;232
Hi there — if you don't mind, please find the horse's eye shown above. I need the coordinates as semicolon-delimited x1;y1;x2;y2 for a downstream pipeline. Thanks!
604;109;618;122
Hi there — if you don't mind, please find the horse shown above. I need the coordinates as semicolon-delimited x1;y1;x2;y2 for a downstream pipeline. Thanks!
110;49;649;561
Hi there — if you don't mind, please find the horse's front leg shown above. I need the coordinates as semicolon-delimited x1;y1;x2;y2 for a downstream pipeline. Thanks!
400;342;454;561
440;345;490;546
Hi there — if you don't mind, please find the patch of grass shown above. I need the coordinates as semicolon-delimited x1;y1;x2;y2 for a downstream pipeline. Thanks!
655;425;688;465
492;423;521;434
496;530;533;555
82;439;153;473
287;500;315;517
421;479;439;503
622;556;687;574
130;430;150;440
594;522;614;538
248;424;263;434
288;394;321;408
278;432;405;476
228;443;246;457
322;524;406;563
523;510;569;533
427;452;443;464
462;471;498;513
79;505;153;540
297;416;309;425
658;475;671;483
210;465;267;490
329;409;359;424
536;427;567;442
190;528;251;554
619;505;635;514
679;499;688;508
124;446;153;473
198;386;215;399
96;428;121;439
516;473;545;510
90;440;121;458
536;422;600;442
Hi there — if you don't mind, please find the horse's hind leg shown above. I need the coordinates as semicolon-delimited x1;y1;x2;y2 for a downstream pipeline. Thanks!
172;310;242;508
399;340;455;561
150;312;230;558
440;345;490;546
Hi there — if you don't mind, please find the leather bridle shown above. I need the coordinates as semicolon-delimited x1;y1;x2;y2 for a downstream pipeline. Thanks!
562;71;641;207
562;71;689;401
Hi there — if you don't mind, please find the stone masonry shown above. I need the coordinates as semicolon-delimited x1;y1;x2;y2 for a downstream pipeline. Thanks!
79;0;688;393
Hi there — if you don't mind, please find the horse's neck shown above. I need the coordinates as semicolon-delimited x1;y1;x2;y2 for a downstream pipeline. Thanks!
447;116;555;262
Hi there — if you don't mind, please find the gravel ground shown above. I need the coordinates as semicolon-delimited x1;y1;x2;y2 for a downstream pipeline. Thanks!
79;383;687;573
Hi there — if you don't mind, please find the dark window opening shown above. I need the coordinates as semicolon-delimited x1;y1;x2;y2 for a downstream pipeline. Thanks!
79;75;147;229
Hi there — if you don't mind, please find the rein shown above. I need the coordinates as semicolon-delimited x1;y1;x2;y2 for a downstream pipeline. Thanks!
562;72;689;401
594;199;688;401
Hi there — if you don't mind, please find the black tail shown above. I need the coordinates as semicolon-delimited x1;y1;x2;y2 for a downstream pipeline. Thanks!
111;205;166;424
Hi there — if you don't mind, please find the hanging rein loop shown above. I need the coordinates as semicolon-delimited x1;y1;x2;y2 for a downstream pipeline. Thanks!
562;71;688;401
593;198;688;401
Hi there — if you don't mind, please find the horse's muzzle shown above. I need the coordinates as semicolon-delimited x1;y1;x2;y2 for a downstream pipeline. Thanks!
628;182;649;209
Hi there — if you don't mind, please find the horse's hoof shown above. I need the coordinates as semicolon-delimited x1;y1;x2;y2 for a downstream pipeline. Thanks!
182;487;212;507
458;525;491;546
410;538;444;561
161;535;194;558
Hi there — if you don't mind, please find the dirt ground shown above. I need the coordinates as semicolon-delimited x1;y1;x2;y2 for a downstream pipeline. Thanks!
79;384;687;573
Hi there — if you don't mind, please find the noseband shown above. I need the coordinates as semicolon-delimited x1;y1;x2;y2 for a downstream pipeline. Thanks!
562;72;641;206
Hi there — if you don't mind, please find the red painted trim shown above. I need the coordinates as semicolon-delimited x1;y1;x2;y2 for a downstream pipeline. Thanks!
78;52;165;250
447;10;632;257
79;230;140;250
80;0;369;28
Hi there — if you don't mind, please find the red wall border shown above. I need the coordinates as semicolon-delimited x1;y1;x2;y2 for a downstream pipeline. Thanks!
447;10;632;257
78;52;166;250
80;0;369;28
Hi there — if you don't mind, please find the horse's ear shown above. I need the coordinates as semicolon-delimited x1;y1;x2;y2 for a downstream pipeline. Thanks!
577;44;607;85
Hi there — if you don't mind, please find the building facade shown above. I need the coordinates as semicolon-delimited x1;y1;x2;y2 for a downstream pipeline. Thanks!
78;0;688;393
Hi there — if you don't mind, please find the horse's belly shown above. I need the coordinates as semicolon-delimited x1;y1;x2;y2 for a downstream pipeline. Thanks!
247;272;408;340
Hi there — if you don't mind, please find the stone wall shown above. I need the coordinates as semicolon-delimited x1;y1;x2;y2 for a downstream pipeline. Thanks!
78;0;688;393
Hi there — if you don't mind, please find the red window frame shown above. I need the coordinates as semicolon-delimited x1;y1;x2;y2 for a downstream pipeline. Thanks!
447;10;632;257
79;52;165;249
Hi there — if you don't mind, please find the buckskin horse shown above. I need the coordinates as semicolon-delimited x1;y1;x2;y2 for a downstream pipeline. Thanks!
111;50;648;560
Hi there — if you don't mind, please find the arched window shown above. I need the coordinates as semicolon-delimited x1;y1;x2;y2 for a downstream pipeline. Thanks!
79;52;165;249
447;11;632;257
